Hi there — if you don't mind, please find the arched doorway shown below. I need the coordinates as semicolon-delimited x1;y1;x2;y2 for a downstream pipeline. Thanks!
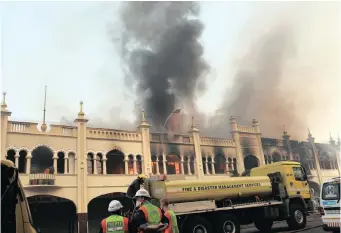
166;154;181;174
244;155;259;171
28;195;77;233
106;149;125;174
31;146;54;173
214;154;226;174
88;192;128;233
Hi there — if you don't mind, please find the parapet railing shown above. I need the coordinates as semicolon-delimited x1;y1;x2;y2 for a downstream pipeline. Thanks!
29;173;56;185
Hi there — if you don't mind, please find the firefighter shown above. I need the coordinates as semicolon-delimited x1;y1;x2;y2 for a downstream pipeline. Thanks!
132;188;169;232
99;200;129;233
160;198;179;233
127;174;148;198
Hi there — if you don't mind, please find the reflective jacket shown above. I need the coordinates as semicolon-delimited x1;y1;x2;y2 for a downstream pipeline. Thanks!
101;215;129;233
164;210;179;233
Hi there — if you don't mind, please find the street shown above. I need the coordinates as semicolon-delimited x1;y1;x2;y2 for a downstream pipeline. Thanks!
241;213;325;233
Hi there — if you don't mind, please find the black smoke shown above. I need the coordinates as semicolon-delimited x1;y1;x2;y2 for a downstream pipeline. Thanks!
118;2;209;129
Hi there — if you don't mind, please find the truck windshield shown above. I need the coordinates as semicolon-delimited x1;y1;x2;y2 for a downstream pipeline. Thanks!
322;181;340;200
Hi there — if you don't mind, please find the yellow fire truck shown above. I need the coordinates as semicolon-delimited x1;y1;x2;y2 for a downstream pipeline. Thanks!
144;161;313;233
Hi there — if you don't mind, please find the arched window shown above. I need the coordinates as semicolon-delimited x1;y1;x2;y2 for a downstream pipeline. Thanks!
87;153;94;174
158;155;164;174
183;156;189;174
68;152;76;174
18;150;27;173
31;146;54;174
6;149;16;163
128;155;134;174
136;155;142;174
244;155;259;171
57;152;65;174
106;150;125;174
151;155;157;174
166;154;181;175
214;154;226;174
96;153;103;174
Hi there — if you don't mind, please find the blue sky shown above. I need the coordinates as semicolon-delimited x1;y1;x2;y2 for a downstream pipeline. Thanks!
1;1;340;142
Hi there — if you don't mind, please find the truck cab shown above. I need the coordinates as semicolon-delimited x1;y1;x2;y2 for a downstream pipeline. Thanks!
250;161;311;202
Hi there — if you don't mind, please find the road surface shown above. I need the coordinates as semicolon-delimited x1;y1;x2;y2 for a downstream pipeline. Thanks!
241;213;325;233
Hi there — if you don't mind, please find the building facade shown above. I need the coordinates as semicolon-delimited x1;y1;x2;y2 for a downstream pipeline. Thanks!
1;93;340;233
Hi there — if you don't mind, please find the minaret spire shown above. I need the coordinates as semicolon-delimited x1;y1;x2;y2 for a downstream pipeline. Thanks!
41;86;47;132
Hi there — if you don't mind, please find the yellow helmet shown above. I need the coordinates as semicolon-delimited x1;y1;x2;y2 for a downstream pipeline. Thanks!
138;174;147;180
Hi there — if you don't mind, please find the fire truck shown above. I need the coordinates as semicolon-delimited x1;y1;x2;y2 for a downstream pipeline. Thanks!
142;161;313;233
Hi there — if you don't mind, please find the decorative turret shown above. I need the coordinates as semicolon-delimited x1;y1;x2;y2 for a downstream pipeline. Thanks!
282;125;293;160
1;92;7;111
40;86;48;132
189;116;199;132
139;109;150;128
74;101;88;123
329;132;336;146
307;128;322;185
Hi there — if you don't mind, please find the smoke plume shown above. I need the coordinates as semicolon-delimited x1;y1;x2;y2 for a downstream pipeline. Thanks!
118;2;209;130
205;2;341;140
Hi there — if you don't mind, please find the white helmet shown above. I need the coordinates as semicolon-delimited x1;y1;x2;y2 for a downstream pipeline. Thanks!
134;188;151;199
108;200;123;212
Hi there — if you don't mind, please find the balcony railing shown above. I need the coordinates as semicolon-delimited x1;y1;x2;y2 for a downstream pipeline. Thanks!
29;173;55;185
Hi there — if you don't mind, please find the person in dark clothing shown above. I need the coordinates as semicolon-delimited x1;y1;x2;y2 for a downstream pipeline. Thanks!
126;174;148;198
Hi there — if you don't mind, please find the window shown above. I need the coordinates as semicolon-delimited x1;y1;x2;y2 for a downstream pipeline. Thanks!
292;167;306;181
322;182;340;200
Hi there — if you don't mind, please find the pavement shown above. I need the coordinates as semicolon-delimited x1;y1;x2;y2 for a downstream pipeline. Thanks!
241;213;326;233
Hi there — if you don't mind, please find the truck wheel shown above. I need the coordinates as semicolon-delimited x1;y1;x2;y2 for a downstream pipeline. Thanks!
183;216;212;233
215;214;240;233
286;204;307;230
254;220;273;232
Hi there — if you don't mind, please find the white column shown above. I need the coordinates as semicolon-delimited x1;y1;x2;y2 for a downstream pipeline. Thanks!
163;154;167;174
102;157;107;174
225;161;230;176
211;158;216;175
15;151;19;168
53;153;58;174
180;157;184;175
187;161;191;175
156;159;160;175
64;156;68;174
26;152;32;174
205;156;209;175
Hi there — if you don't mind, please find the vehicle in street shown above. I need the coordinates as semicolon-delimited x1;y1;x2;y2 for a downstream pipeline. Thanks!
319;176;340;233
1;159;38;233
142;161;313;233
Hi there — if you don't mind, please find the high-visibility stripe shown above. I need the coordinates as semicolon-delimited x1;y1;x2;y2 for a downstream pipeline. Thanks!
101;219;107;233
